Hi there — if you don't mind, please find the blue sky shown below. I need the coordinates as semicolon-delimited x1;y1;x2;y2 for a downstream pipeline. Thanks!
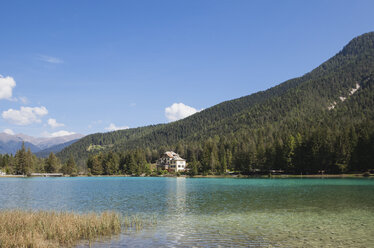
0;0;373;137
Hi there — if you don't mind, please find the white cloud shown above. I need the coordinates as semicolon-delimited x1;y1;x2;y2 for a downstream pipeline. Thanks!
3;129;14;135
165;103;201;122
0;75;16;100
105;123;129;131
2;106;48;125
42;130;76;138
38;55;63;64
48;118;65;128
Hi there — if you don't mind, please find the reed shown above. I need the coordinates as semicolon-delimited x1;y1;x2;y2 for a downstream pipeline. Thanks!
123;214;157;231
0;210;122;247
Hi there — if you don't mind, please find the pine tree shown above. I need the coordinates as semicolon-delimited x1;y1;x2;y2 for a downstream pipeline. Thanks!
26;148;34;174
45;152;59;173
285;135;296;171
185;153;196;176
226;150;232;171
219;143;227;174
88;155;103;175
127;153;137;175
62;155;78;175
15;143;27;175
201;141;211;174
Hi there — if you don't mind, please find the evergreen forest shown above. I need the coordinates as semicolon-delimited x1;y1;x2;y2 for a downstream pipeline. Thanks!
2;32;374;176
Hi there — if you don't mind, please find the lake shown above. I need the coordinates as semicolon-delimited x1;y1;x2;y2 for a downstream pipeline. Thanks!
0;177;373;247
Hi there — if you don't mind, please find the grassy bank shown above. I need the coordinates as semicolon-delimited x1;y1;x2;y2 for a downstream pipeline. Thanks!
0;210;122;247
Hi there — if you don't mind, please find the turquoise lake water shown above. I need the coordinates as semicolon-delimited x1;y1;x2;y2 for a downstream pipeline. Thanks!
0;177;373;247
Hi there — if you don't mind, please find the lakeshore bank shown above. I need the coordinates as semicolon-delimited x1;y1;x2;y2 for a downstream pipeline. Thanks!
0;173;372;178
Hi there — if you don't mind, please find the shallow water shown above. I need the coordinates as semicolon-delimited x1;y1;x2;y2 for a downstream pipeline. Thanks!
0;177;373;247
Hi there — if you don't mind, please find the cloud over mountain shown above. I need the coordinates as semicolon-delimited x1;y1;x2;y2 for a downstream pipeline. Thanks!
48;118;65;128
105;123;129;131
165;103;200;122
42;130;76;138
3;129;14;135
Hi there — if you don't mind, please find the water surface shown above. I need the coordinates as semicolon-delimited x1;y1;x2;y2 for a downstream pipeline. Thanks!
0;177;373;247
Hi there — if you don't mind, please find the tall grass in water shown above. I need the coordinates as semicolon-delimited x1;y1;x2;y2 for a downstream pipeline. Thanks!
123;214;157;231
0;210;121;247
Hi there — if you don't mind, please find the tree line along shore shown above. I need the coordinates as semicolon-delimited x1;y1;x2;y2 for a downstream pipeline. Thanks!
1;123;373;178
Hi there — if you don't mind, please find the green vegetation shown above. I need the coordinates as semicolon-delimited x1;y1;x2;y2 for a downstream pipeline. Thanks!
2;32;373;176
87;150;152;175
0;143;78;176
61;155;78;176
0;210;121;248
87;144;108;152
54;32;374;175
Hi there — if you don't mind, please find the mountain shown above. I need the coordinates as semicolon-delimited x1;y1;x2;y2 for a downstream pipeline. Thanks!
0;133;85;155
58;32;374;169
0;133;41;154
13;133;84;150
35;139;81;158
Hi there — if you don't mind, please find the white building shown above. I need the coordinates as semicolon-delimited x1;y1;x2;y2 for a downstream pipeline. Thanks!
157;151;187;172
0;170;6;176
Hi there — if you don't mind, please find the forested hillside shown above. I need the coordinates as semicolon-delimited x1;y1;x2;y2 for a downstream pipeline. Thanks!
58;32;374;174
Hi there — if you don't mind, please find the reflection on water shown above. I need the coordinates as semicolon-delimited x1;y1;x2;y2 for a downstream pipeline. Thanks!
166;177;186;244
167;177;186;215
1;177;374;247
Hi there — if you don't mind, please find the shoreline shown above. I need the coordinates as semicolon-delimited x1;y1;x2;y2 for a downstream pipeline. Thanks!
0;174;371;179
189;174;371;178
0;175;26;178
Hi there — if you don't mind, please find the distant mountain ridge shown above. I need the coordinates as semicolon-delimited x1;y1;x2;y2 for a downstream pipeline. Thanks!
15;133;84;150
0;133;40;154
0;133;84;155
55;31;374;166
34;139;81;158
